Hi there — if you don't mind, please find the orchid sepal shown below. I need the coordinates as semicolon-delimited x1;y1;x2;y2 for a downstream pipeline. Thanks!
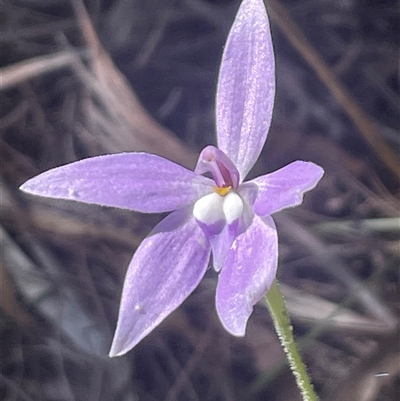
109;208;211;357
216;214;278;336
20;153;215;214
216;0;275;179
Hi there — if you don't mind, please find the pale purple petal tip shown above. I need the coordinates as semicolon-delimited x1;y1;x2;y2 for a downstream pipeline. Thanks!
250;161;324;216
20;153;214;213
216;215;278;336
207;223;237;272
109;208;211;357
216;0;275;179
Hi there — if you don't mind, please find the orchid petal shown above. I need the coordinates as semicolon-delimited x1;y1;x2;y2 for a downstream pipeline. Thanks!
216;215;277;336
20;153;214;213
216;0;275;179
195;145;240;189
109;208;211;357
209;225;237;272
248;161;324;216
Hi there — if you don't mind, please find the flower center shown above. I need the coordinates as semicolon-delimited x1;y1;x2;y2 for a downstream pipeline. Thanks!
214;185;231;197
193;190;244;234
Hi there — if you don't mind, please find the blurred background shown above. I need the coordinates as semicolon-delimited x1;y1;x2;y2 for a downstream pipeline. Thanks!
1;0;399;400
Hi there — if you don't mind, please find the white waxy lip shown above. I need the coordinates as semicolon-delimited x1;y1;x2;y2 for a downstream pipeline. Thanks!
193;192;225;225
193;191;244;227
223;192;244;224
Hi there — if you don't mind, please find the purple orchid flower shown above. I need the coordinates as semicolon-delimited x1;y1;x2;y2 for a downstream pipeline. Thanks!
20;0;324;357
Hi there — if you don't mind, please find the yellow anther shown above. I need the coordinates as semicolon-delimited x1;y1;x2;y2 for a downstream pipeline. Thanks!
214;186;231;196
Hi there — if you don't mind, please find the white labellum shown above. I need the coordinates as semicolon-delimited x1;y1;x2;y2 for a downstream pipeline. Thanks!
193;192;225;225
223;192;244;224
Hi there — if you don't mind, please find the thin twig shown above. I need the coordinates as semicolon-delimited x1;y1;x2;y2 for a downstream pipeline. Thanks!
275;214;397;330
267;0;399;178
0;50;85;91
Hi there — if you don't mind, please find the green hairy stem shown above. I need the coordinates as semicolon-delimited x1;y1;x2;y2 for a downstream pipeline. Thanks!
265;280;319;401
